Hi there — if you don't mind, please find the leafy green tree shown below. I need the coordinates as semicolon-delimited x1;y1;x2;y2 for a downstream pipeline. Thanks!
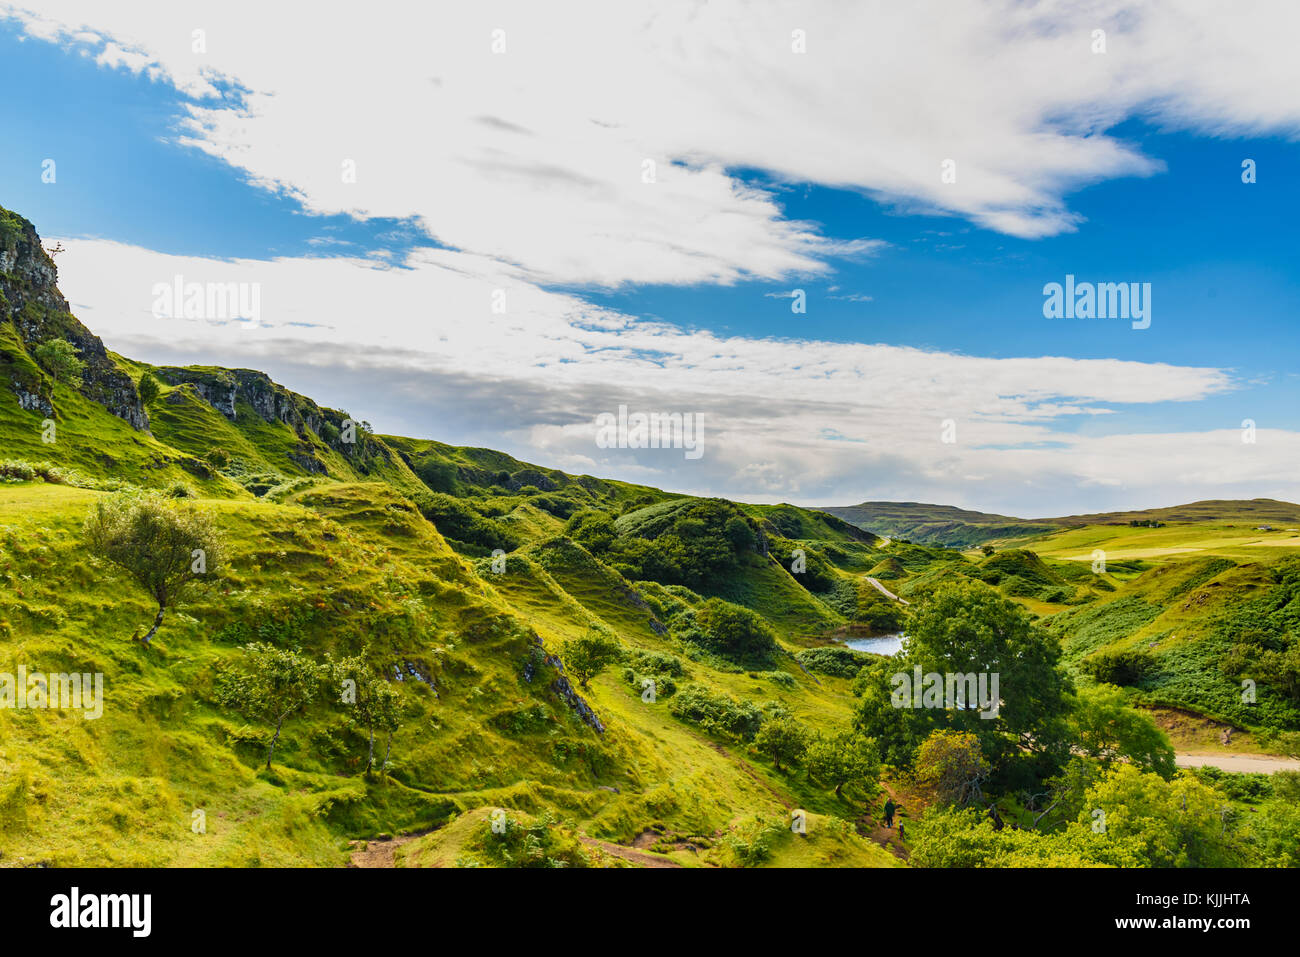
1073;763;1238;867
32;337;84;388
83;492;224;645
217;643;325;770
1068;684;1176;778
805;730;881;800
909;806;1115;868
560;627;622;689
1241;798;1300;867
753;716;811;772
724;515;755;551
914;729;989;806
1030;755;1105;831
329;655;404;773
854;581;1072;776
137;371;160;405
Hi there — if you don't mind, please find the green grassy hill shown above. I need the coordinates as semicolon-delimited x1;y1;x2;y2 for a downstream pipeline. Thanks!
4;201;1298;868
819;501;1054;546
1;204;914;866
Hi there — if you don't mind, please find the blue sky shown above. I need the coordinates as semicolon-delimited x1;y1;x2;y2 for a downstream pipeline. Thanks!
2;3;1297;513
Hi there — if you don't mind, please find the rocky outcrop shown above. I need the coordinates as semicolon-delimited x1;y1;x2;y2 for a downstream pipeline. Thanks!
0;205;148;430
154;365;346;468
525;635;605;734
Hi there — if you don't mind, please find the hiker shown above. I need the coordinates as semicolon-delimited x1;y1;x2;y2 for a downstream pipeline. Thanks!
897;821;905;841
883;798;896;829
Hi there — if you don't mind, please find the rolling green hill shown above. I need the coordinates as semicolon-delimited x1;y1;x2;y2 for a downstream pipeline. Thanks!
4;202;1299;869
819;502;1054;546
0;204;907;867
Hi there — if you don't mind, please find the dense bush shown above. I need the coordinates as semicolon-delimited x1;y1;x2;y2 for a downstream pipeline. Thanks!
796;646;870;678
412;454;458;492
413;491;517;552
608;499;759;589
465;810;591;868
669;684;766;741
1080;646;1158;686
685;598;780;667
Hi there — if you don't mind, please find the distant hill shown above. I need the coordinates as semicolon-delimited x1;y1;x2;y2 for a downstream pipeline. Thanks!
818;502;1053;546
821;498;1300;545
1037;499;1300;527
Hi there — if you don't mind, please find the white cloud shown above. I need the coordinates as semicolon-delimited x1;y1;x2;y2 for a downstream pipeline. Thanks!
10;1;1300;512
8;1;1300;286
47;235;1287;516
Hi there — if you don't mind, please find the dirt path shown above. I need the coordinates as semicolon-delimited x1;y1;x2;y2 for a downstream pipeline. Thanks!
1175;751;1300;774
859;783;909;860
347;829;436;868
865;576;910;605
579;836;683;868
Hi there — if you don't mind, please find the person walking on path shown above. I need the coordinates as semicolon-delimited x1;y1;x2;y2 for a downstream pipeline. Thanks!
883;798;896;829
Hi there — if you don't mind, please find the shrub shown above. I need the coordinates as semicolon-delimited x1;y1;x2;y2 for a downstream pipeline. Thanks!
32;337;84;388
669;684;765;741
467;810;591;868
412;454;458;492
412;491;517;552
691;598;780;666
1081;647;1158;686
796;646;870;678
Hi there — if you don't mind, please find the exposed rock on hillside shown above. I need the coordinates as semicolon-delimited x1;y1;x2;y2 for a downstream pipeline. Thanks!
0;206;148;430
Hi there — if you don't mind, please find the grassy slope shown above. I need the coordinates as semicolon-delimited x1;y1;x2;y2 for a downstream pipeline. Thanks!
0;471;892;866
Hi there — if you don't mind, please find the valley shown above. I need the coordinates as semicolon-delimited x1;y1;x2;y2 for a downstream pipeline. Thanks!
2;204;1298;869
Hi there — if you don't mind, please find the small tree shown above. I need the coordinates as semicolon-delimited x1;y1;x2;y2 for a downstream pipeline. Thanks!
329;655;404;773
373;683;402;771
217;643;324;770
84;492;224;645
806;730;881;800
33;337;84;388
915;729;989;806
753;716;811;772
137;371;160;405
560;627;622;688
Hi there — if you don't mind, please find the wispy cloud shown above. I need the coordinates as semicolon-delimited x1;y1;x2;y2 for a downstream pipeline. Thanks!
9;1;1300;287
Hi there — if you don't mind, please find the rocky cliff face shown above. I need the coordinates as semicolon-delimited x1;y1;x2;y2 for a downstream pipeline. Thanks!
0;206;148;430
154;366;333;434
155;365;373;475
